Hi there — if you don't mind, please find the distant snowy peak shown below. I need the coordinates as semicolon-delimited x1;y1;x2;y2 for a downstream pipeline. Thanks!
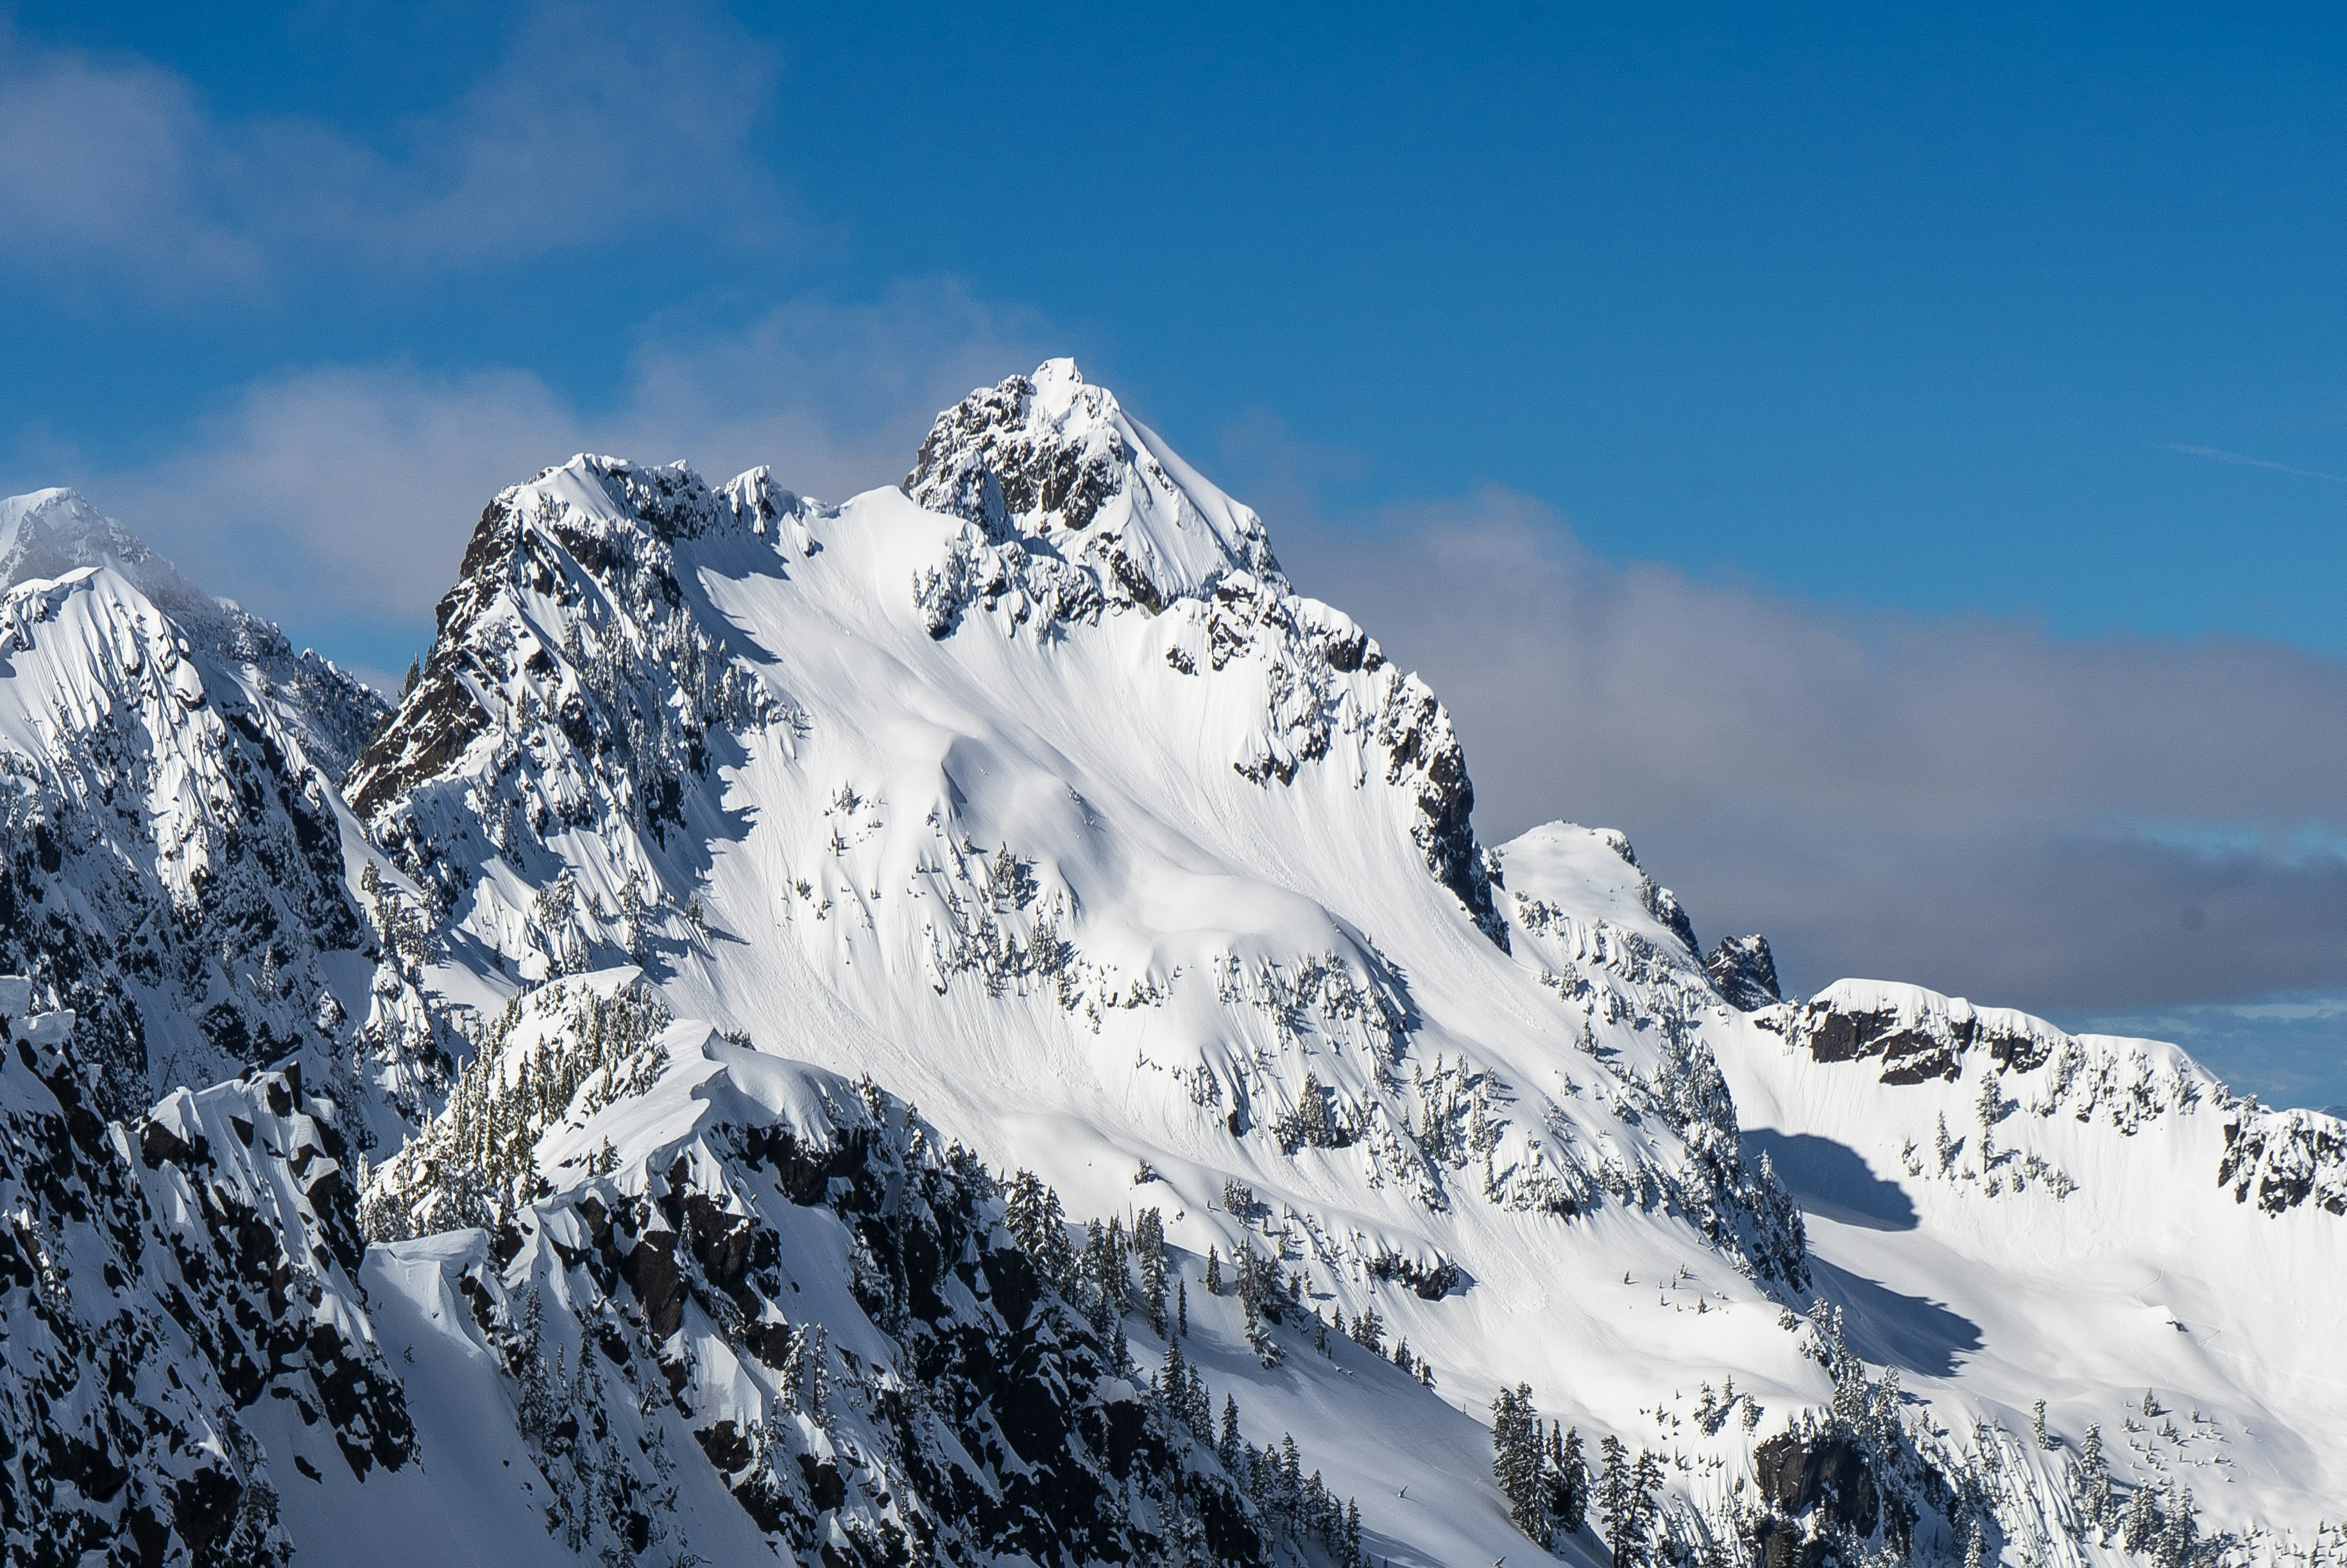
906;359;1283;613
0;487;386;776
0;486;173;590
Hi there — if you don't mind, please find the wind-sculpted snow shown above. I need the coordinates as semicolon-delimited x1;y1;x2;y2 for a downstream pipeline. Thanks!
0;508;385;1116
0;985;411;1567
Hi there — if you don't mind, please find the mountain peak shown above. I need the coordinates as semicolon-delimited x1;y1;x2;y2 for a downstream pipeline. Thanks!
905;361;1282;612
0;485;387;775
1;484;279;646
0;486;175;595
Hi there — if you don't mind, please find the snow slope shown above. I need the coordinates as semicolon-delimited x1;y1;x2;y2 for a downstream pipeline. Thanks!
1723;980;2347;1546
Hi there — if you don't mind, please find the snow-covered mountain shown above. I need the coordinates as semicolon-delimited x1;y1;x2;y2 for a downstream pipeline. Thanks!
0;362;2341;1567
0;490;387;1119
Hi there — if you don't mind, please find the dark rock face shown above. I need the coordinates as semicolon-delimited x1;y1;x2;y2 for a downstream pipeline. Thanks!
902;362;1283;613
1754;1432;1879;1535
2219;1109;2347;1216
0;1004;411;1567
1707;934;1784;1011
907;373;1125;542
1789;993;2049;1087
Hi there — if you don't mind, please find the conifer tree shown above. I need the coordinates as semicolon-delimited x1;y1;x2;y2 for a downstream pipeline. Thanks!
1597;1435;1636;1566
515;1290;554;1445
1136;1207;1169;1333
1005;1170;1071;1281
1977;1068;2003;1164
1205;1244;1223;1296
1630;1449;1664;1551
1490;1384;1549;1544
1552;1424;1589;1533
1350;1300;1386;1355
2157;1482;2195;1568
2075;1424;2111;1527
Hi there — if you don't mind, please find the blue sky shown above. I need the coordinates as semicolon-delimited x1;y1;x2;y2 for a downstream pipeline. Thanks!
5;2;2347;1104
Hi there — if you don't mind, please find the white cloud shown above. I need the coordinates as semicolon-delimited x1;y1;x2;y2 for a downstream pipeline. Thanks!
1266;474;2347;1018
0;0;787;295
0;34;260;291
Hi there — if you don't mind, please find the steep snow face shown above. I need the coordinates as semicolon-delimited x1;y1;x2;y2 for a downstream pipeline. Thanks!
341;387;1890;1561
0;989;413;1567
0;505;390;1114
348;425;1805;1286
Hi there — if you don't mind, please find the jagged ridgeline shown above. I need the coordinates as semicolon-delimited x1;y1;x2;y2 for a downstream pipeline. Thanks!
0;358;2342;1565
332;365;1805;1297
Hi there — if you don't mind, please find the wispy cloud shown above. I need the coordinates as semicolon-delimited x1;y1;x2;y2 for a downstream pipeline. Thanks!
1252;458;2347;1029
0;0;789;298
2156;443;2347;485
